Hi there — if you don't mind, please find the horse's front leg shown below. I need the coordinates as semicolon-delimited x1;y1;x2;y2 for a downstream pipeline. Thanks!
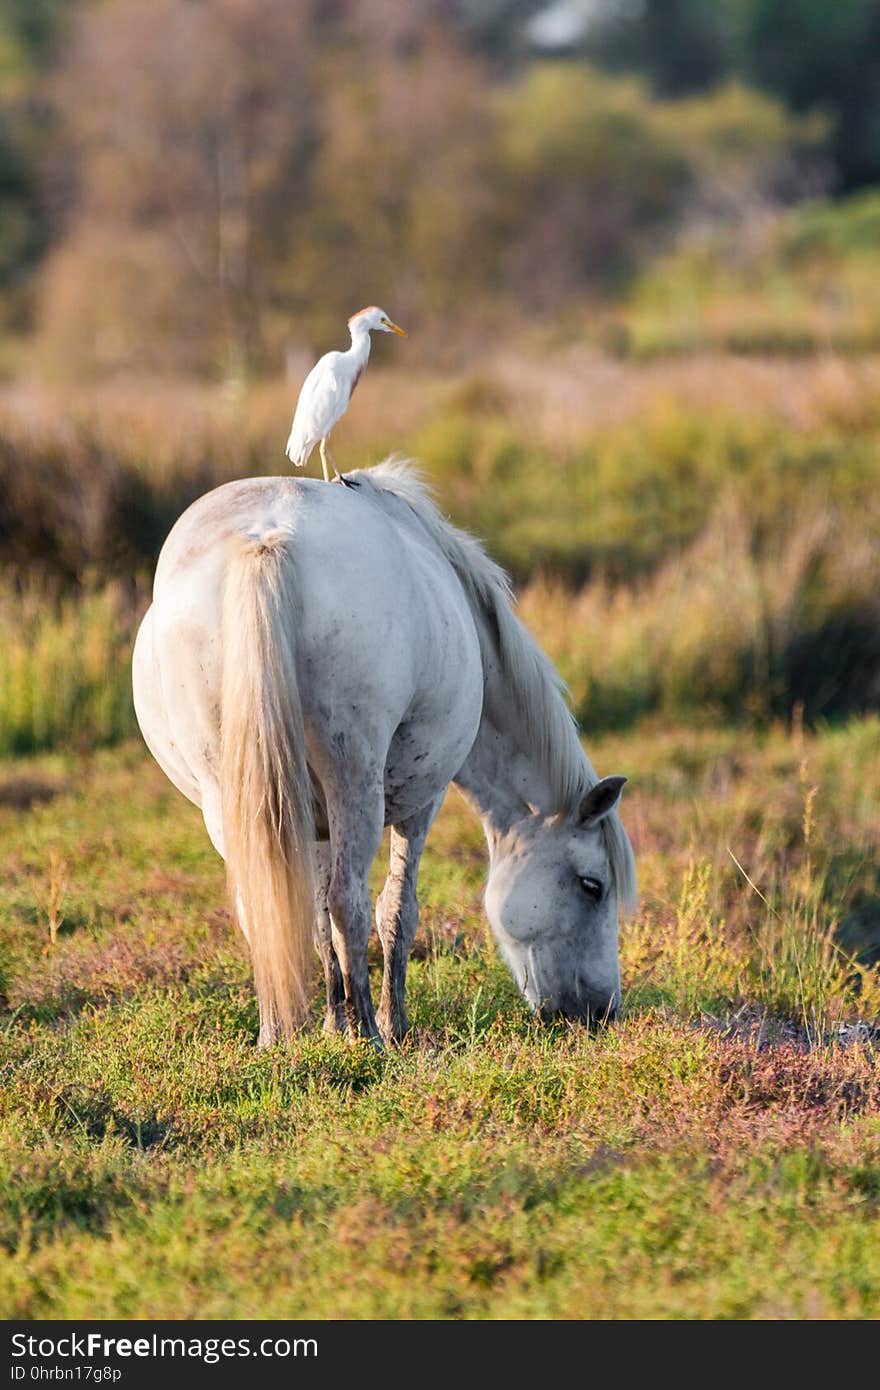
326;778;385;1044
376;797;443;1045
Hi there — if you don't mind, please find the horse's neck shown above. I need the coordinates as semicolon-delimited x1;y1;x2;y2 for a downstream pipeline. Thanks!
454;712;558;838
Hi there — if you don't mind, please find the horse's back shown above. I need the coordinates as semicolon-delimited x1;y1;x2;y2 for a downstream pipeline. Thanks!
137;475;484;827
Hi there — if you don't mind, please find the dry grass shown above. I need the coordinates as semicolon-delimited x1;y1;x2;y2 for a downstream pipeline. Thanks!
0;353;878;751
3;352;880;577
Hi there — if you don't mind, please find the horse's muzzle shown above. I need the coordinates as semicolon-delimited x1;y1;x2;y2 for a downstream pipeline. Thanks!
539;992;619;1028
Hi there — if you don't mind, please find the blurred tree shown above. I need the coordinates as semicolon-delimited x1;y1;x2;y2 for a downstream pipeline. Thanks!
0;0;73;323
35;0;500;375
496;63;693;303
0;0;65;59
654;80;828;220
293;11;499;340
39;0;322;376
494;61;823;310
456;0;548;58
24;0;865;377
456;0;736;84
742;0;880;190
38;0;499;374
0;114;37;310
581;0;736;95
511;1;880;189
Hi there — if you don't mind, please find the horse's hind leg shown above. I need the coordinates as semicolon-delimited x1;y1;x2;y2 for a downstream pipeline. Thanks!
314;841;346;1033
325;778;385;1043
376;796;443;1045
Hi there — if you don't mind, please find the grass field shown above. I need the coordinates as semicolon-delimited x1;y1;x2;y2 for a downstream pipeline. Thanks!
0;349;878;1319
1;717;879;1319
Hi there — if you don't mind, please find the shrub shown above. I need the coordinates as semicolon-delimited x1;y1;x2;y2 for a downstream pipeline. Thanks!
0;577;141;756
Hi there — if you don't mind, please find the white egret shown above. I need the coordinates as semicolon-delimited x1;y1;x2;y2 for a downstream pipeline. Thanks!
285;306;407;483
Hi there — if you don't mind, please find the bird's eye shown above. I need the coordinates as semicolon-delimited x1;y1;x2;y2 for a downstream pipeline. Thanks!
578;875;603;901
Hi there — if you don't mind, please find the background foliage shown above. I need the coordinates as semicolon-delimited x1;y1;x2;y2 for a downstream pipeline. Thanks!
0;0;875;374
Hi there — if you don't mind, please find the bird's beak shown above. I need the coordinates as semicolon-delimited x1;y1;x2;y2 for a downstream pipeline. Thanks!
386;320;408;337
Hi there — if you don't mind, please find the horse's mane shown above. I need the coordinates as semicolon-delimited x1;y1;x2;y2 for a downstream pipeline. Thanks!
350;457;637;911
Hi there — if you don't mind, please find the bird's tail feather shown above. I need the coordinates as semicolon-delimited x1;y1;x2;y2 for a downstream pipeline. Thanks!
285;435;310;468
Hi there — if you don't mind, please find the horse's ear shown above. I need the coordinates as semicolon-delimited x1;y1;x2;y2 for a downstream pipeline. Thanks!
578;776;627;827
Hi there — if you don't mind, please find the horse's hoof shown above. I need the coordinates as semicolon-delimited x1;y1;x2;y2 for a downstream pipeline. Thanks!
346;1024;384;1048
377;1011;409;1048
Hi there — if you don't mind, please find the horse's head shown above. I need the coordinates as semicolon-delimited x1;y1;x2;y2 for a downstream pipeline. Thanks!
484;776;633;1025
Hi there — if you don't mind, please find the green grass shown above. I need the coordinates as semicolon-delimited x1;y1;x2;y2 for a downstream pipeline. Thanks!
618;191;880;360
1;723;879;1318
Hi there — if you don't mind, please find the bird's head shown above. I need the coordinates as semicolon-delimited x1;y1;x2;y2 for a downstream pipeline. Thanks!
348;306;407;338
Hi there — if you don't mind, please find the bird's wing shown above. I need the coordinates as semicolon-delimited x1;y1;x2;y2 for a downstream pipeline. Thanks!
286;353;344;463
306;360;344;421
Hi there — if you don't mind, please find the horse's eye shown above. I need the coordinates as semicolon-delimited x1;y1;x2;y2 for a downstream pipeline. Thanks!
578;875;603;901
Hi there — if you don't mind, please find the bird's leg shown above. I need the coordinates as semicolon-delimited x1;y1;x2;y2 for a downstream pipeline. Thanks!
320;438;343;484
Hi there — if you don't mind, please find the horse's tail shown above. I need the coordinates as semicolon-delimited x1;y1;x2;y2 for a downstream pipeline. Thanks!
220;528;315;1044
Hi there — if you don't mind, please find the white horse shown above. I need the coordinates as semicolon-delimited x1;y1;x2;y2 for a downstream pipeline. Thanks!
133;460;636;1045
